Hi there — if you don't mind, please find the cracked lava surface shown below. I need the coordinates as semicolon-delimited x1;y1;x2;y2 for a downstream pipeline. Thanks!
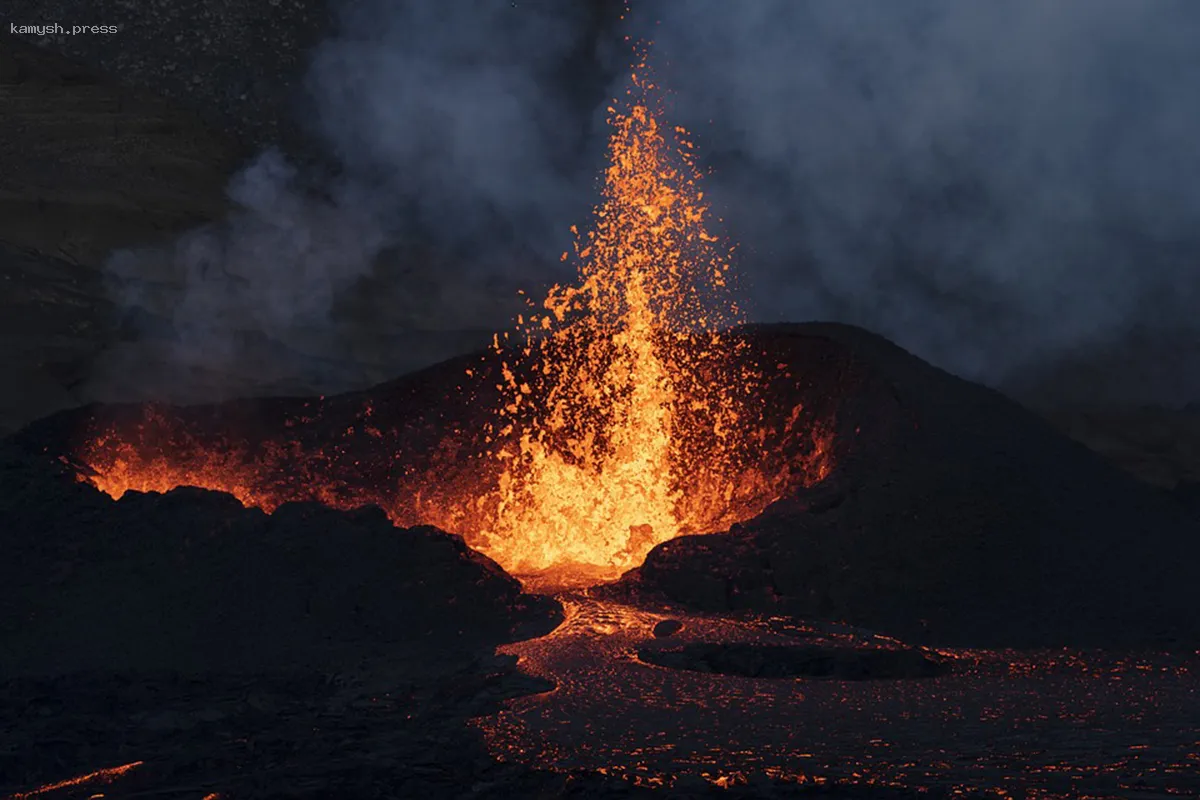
475;593;1200;798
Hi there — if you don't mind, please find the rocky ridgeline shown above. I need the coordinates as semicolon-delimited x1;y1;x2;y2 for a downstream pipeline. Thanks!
0;443;560;677
625;324;1200;650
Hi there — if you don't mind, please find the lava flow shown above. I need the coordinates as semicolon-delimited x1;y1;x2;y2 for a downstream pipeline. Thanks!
476;594;1200;796
72;54;833;582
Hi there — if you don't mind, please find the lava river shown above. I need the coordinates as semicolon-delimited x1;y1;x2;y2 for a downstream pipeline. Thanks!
474;592;1200;797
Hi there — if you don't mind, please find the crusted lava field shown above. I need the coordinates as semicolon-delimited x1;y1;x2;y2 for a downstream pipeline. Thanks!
480;590;1200;796
3;321;1200;798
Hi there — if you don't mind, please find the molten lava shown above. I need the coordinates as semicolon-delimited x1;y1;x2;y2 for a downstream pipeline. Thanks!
9;760;144;799
478;62;788;574
72;55;833;582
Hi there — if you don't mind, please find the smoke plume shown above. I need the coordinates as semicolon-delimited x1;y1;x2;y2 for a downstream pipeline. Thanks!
106;0;1200;406
628;0;1200;404
105;0;612;395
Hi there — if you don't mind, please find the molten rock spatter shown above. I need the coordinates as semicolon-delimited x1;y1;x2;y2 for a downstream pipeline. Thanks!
479;61;803;576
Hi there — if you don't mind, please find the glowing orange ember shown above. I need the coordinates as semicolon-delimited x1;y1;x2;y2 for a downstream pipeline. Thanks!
72;52;833;582
8;760;143;799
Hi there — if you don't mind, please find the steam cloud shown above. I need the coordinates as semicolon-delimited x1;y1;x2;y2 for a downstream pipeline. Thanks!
107;0;1200;405
108;150;386;373
632;0;1200;403
106;0;608;394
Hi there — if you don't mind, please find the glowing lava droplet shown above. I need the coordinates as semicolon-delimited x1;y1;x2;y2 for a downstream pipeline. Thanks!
478;58;764;576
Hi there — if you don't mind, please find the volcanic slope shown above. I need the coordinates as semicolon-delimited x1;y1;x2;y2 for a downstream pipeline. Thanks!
0;444;559;678
5;321;1199;656
620;322;1200;649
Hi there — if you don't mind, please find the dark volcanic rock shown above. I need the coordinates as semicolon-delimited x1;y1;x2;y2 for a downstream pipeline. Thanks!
630;323;1200;650
0;242;116;432
1044;404;1200;489
638;642;946;680
0;445;560;677
652;619;684;638
1173;481;1200;513
0;660;940;799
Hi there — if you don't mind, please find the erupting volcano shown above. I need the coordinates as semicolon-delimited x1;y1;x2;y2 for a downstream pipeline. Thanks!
10;10;1200;800
68;56;832;583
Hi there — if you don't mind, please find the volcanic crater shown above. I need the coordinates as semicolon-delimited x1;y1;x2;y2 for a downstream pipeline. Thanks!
7;319;1198;658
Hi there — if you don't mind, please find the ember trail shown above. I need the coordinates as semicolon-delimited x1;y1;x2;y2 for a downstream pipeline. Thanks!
73;57;833;583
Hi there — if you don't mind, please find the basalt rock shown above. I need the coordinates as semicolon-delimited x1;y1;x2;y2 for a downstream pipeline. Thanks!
652;619;684;638
0;445;560;677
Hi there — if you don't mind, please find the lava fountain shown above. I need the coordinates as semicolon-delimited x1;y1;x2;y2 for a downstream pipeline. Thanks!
476;60;813;575
69;55;833;583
